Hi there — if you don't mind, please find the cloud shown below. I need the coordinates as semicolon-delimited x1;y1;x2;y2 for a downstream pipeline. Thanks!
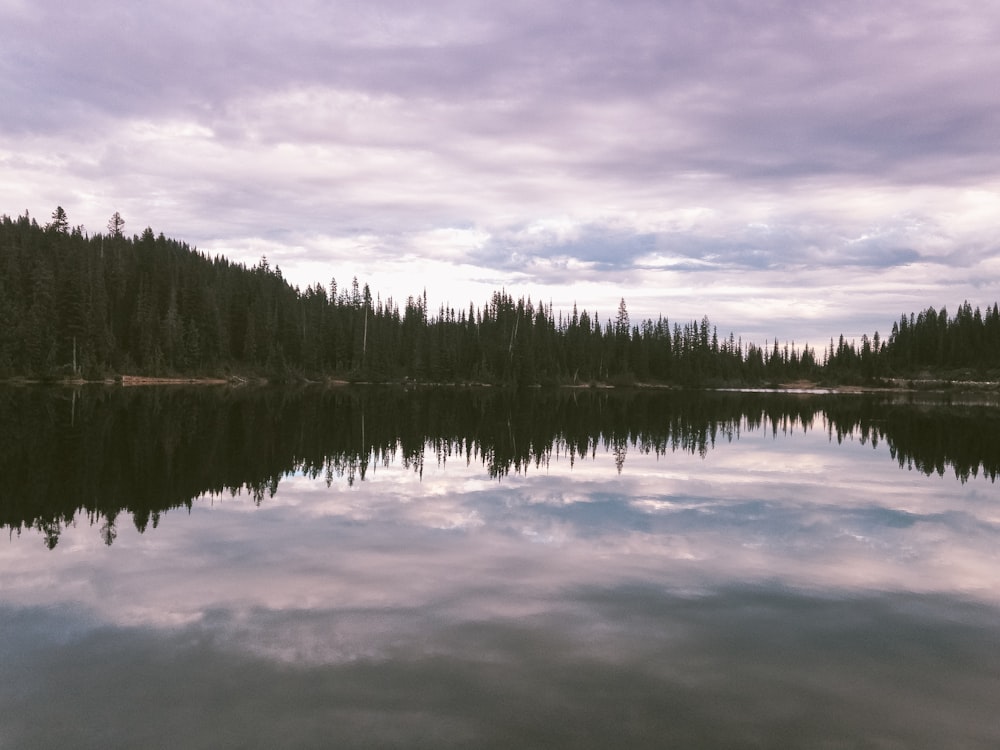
3;0;1000;341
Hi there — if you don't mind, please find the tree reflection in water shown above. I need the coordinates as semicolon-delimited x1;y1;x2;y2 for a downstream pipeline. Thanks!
1;385;996;547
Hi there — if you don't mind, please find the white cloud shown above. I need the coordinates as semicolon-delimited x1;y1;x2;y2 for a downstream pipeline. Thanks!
3;0;1000;342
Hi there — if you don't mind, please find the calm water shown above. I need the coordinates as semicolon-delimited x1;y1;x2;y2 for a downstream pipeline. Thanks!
1;386;999;748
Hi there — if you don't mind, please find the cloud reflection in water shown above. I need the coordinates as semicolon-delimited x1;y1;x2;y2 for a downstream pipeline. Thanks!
2;405;999;747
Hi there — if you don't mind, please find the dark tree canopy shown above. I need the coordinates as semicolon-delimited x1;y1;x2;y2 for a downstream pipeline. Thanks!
1;208;997;384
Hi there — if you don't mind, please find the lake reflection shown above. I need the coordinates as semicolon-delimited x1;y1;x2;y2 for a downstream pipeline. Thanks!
2;386;999;748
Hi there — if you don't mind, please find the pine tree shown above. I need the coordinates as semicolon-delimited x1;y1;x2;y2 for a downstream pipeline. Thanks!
47;206;69;234
107;211;125;238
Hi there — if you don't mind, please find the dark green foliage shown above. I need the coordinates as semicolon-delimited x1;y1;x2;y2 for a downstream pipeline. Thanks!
885;300;1000;372
1;210;995;384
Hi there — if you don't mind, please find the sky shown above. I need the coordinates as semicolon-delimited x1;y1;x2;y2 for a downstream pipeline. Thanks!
2;0;1000;346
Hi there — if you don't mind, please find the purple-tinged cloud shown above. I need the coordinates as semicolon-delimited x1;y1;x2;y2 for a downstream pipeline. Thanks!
2;0;999;342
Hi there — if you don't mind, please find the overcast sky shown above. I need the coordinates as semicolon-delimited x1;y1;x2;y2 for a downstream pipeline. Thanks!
3;0;999;346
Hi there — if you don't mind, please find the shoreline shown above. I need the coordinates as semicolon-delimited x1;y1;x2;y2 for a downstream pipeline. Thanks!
2;375;998;394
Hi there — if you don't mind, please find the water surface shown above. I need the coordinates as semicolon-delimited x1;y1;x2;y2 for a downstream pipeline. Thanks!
1;387;998;748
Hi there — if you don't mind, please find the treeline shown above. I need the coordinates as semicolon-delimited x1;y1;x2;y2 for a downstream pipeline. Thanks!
2;387;996;547
2;208;998;384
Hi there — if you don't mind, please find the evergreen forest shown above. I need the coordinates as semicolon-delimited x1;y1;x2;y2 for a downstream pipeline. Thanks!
3;208;999;385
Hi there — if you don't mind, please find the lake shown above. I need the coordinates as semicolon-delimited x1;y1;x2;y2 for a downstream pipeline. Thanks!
1;385;999;748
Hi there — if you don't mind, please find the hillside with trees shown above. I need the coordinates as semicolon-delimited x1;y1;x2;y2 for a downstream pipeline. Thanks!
2;208;998;386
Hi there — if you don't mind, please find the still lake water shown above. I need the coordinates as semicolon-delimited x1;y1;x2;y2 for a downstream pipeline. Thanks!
1;386;999;748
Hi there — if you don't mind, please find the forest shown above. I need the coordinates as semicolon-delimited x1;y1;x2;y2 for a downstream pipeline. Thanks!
2;208;999;385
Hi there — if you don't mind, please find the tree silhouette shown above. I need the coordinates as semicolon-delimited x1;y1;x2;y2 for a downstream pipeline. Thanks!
1;210;997;383
47;206;68;234
107;211;125;238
